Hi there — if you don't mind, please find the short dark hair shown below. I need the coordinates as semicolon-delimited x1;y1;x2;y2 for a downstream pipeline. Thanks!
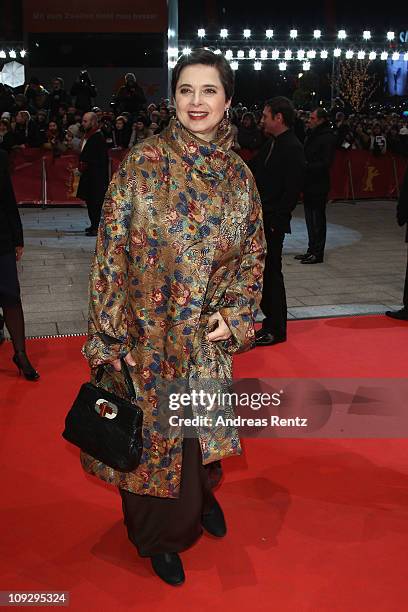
265;96;295;128
171;48;234;101
314;107;329;121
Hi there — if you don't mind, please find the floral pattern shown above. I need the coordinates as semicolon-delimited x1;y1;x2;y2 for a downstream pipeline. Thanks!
80;118;266;498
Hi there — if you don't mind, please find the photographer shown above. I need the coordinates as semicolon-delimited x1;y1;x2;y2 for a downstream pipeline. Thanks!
113;72;146;117
70;71;97;113
370;124;387;155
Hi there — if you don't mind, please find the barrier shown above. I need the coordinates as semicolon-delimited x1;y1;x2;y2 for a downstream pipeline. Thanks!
10;147;408;206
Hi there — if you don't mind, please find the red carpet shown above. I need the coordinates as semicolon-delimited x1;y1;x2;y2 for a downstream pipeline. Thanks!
1;315;408;612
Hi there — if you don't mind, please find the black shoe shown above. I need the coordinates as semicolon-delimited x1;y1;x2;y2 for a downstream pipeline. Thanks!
0;315;4;346
12;351;40;381
85;226;92;232
150;553;185;586
301;254;323;264
385;308;408;321
294;253;311;260
85;228;98;236
255;329;286;347
201;499;227;537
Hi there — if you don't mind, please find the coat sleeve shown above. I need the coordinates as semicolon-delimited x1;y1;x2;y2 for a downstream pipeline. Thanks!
274;144;306;223
82;155;135;367
219;178;266;354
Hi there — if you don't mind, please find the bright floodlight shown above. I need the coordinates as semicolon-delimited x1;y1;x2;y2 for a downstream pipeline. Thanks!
249;49;256;59
320;50;328;59
254;61;262;71
225;49;233;59
182;47;191;55
338;30;347;39
345;50;354;59
290;29;298;39
297;49;305;60
272;49;279;60
198;28;205;37
231;61;239;70
387;31;395;40
369;51;377;60
9;49;17;58
220;29;228;38
20;49;27;58
260;49;268;59
237;50;245;58
243;29;251;38
381;51;388;60
303;61;311;71
284;49;292;60
307;49;316;59
392;51;400;60
334;48;342;57
363;30;371;40
313;29;321;39
266;29;274;38
279;61;287;71
0;50;6;58
357;50;365;59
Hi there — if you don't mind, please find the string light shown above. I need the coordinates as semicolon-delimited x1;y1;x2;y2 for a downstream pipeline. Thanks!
197;28;205;37
297;49;305;60
392;51;400;60
243;29;251;38
230;61;239;70
260;49;268;59
284;49;292;60
363;30;371;40
20;49;27;58
369;51;377;60
272;49;279;60
9;49;16;58
225;49;233;59
254;61;262;70
320;50;328;59
338;30;347;39
357;50;365;59
265;29;274;38
0;50;6;58
387;31;395;40
290;29;298;39
237;50;245;58
220;29;228;38
279;61;287;71
303;61;311;71
307;49;316;59
334;48;342;57
345;50;354;59
249;49;256;59
381;51;388;60
182;47;191;55
313;29;321;39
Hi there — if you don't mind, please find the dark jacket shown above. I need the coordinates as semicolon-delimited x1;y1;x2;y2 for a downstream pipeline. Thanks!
70;81;97;112
248;129;305;233
397;167;408;243
114;83;146;115
76;131;109;203
237;126;264;150
13;121;42;148
303;122;336;196
0;150;23;256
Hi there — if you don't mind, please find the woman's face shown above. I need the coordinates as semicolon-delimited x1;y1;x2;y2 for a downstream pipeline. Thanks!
136;121;144;131
116;119;124;130
174;64;230;142
49;122;58;133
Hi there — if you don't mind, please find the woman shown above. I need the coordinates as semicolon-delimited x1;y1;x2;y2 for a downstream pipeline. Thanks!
237;111;264;155
81;49;265;585
0;118;15;153
112;115;131;148
0;149;39;380
128;115;153;147
42;120;65;156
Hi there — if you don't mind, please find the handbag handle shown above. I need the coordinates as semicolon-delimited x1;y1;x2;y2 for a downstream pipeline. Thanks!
95;358;136;402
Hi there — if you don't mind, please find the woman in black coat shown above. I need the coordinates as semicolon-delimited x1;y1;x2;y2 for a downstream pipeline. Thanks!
0;150;39;380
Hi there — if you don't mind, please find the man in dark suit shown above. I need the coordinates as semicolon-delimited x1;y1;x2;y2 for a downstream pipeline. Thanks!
295;107;336;264
385;168;408;321
249;97;306;346
77;112;109;236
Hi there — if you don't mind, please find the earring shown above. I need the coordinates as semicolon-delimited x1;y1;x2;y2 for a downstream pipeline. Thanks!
225;107;231;120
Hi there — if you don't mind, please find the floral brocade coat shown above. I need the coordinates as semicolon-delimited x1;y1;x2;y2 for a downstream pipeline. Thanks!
81;118;266;498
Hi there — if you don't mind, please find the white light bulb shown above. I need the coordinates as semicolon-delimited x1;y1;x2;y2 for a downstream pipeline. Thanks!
225;49;233;59
369;51;377;60
243;29;251;38
392;51;400;60
272;49;279;60
334;48;342;57
260;49;268;59
254;61;262;71
303;61;311;71
381;51;388;60
290;29;298;39
220;29;228;38
313;29;321;39
182;47;191;55
0;50;6;58
230;61;239;71
279;62;287;71
338;30;347;39
20;49;27;58
307;50;316;59
320;50;328;59
284;49;292;60
249;49;256;59
345;50;354;59
266;29;274;39
9;49;16;58
197;28;205;38
387;31;395;40
363;30;371;40
357;51;365;59
297;49;305;60
237;50;245;58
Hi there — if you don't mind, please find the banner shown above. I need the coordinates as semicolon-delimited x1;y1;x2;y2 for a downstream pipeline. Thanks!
45;154;83;204
23;0;167;33
10;148;44;204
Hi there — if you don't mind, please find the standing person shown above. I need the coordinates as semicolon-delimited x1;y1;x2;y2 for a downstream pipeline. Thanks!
114;72;146;117
70;70;97;113
295;107;336;264
80;49;265;586
76;112;109;236
0;150;39;380
249;97;305;347
385;167;408;321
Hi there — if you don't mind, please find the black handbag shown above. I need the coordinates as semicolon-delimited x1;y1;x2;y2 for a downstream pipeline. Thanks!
62;359;143;472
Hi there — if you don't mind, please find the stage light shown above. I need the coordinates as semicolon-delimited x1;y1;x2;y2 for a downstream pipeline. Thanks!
220;29;228;38
345;50;354;59
197;28;205;38
307;50;316;59
320;50;328;59
279;61;287;71
260;49;268;59
231;61;239;70
297;49;305;60
290;29;298;39
303;61;311;71
357;50;365;59
272;49;279;60
20;49;27;58
369;51;377;60
9;49;16;58
387;31;395;40
363;30;371;40
284;49;292;60
182;47;191;55
266;29;274;38
338;30;347;39
381;51;388;60
0;50;6;58
237;50;245;58
225;49;233;59
243;29;251;38
313;29;321;39
334;48;342;57
254;61;262;71
392;51;400;60
214;49;222;55
249;49;256;59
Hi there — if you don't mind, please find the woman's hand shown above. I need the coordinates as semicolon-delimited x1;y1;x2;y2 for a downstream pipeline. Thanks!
110;351;136;372
207;311;232;342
